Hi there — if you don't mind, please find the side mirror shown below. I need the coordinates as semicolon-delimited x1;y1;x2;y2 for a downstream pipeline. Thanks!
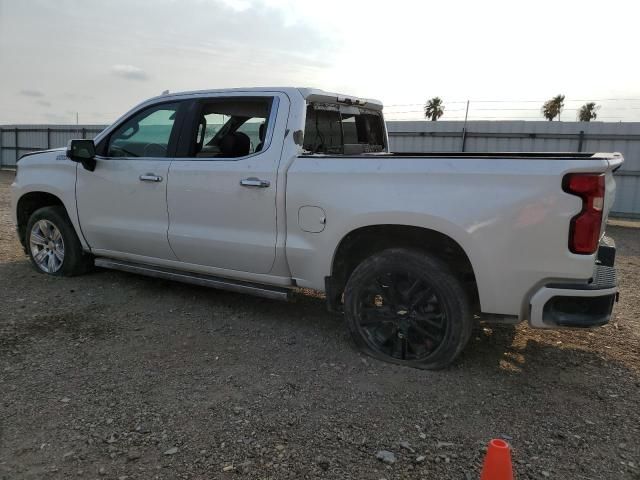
67;139;97;171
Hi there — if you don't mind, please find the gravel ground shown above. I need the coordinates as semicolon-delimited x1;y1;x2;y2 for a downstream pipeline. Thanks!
0;169;639;480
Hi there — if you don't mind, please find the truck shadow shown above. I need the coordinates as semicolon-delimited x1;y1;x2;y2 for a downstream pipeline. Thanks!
459;321;638;382
1;258;637;383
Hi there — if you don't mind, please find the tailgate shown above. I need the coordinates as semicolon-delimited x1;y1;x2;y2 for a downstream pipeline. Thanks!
601;153;624;235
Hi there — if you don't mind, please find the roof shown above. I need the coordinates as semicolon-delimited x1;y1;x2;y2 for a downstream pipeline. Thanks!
297;88;383;110
147;87;383;110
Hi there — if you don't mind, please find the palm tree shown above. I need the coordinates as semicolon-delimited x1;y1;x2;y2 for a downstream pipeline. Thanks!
424;97;445;121
578;102;599;122
541;94;565;121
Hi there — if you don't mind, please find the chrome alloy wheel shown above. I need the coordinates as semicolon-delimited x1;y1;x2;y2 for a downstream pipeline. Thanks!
29;219;65;273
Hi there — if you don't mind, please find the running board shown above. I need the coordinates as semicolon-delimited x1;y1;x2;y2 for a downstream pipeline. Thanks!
94;258;292;301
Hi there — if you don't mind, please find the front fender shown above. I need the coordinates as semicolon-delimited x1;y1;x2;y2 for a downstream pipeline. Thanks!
11;152;87;249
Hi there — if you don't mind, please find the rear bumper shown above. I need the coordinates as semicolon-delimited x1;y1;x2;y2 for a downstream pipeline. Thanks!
529;238;618;329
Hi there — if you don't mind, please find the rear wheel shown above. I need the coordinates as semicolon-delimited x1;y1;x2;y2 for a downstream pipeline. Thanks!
26;206;92;276
343;248;472;370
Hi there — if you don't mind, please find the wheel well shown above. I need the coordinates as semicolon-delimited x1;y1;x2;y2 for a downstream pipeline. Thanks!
326;225;478;313
16;192;65;247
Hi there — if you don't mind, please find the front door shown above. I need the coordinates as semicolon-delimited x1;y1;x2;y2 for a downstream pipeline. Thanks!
76;101;185;260
166;94;287;274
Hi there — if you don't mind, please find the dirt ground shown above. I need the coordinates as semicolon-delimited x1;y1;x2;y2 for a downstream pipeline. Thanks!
0;169;638;480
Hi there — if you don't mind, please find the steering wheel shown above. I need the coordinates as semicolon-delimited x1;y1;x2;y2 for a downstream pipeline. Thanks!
143;143;167;157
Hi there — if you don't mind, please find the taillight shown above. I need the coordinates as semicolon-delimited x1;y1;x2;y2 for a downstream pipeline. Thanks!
563;173;605;254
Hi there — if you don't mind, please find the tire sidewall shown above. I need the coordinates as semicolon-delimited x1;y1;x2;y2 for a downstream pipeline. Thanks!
25;206;86;277
344;248;472;370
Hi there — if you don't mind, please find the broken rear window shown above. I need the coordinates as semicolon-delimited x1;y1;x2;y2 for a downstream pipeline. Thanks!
303;104;385;155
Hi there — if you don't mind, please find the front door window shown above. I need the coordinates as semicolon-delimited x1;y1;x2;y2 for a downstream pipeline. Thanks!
107;103;179;158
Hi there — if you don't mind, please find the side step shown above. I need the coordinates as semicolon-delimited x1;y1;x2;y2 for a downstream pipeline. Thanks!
94;258;292;301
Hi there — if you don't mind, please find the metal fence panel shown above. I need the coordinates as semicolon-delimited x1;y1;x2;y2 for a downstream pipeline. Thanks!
2;122;639;217
388;120;640;217
0;125;107;168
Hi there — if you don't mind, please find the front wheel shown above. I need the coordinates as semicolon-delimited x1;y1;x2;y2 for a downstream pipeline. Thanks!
26;206;92;276
343;248;473;370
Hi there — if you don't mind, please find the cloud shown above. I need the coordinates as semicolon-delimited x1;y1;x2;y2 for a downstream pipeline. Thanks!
64;92;95;101
218;0;252;11
111;64;148;80
20;89;44;97
43;112;74;123
36;99;52;107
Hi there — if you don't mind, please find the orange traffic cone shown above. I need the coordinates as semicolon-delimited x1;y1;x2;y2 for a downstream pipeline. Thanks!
480;439;514;480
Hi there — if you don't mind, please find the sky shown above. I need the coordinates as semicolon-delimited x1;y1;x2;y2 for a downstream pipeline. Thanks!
1;0;639;124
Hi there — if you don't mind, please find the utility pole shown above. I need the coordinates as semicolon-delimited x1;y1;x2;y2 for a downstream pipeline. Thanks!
460;100;470;152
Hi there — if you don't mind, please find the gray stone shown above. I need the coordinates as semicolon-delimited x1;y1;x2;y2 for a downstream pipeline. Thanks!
126;450;142;461
237;460;253;474
316;455;330;470
376;450;397;464
399;441;415;453
436;441;455;449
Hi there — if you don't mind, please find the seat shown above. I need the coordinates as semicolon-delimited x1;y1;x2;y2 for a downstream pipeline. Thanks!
195;117;206;154
219;132;251;158
255;123;266;152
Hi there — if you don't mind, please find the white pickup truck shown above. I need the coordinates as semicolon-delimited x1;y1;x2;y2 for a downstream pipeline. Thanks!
11;87;623;369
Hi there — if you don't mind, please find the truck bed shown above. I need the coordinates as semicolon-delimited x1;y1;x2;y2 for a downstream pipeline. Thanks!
287;151;622;318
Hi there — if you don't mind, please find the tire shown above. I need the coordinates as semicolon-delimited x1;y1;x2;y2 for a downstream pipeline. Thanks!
25;206;92;277
343;248;473;370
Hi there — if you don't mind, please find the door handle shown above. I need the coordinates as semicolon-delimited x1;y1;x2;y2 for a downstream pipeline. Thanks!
240;177;270;188
139;174;163;182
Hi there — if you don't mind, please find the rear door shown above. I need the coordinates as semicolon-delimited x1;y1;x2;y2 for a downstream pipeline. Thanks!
167;93;288;274
76;101;186;260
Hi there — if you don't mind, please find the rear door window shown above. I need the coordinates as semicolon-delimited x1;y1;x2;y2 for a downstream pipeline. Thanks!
189;97;273;159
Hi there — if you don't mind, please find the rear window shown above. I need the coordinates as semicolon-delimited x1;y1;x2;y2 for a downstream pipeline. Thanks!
303;104;385;155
